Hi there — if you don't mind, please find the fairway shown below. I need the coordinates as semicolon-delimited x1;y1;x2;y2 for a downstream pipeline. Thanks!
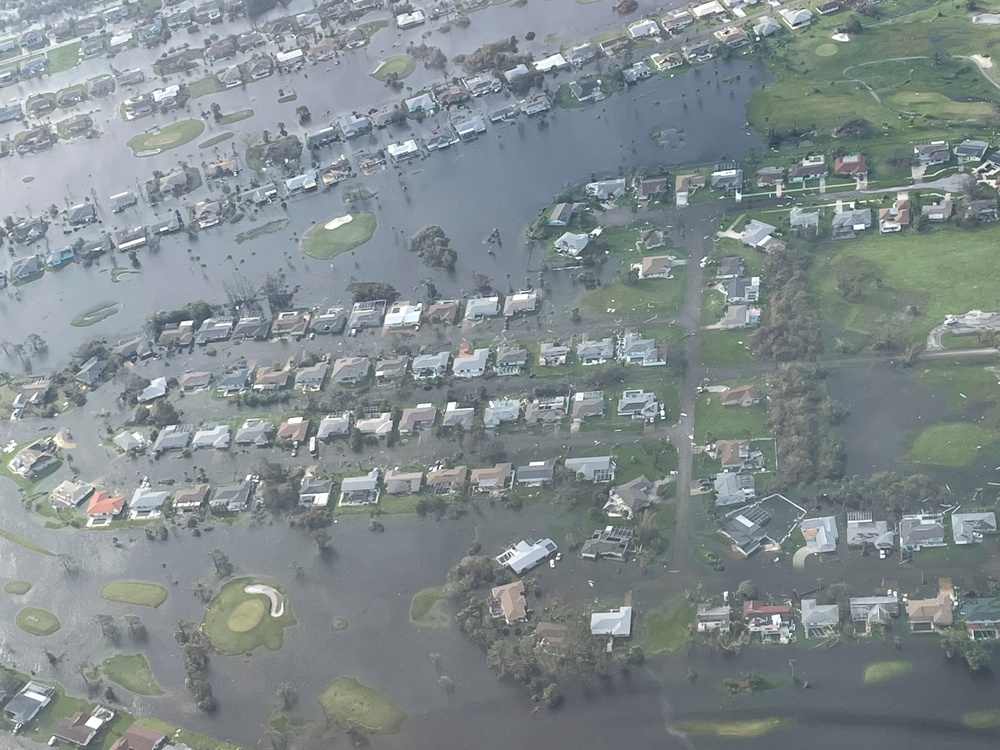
676;717;789;738
301;212;377;259
100;581;169;608
319;677;407;734
16;606;60;636
202;576;296;654
901;422;999;467
409;587;449;627
4;580;31;595
199;132;233;149
71;301;119;327
219;109;254;125
863;660;913;685
127;119;205;155
0;528;54;555
102;653;164;696
371;54;415;82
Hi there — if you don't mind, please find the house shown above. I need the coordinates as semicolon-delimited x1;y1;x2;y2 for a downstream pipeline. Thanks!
384;301;423;328
219;65;243;88
789;154;827;183
963;598;1000;639
697;604;731;633
960;198;999;222
452;347;490;378
113;431;148;454
246;183;278;205
86;490;125;520
817;0;843;13
906;579;955;632
619;330;664;366
790;207;820;230
577;337;615;365
834;153;868;179
922;196;954;222
850;595;900;633
386;139;421;162
80;235;114;261
496;538;557;574
719;505;772;557
50;480;95;509
68;203;97;226
464;72;503;96
879;195;912;233
899;513;946;551
10;255;44;282
471;463;513;494
571;391;605;421
780;7;813;28
216;368;250;397
720;384;761;407
8;441;59;479
539;342;570;366
554;231;590;256
716;256;744;280
285;171;319;196
617;389;659;420
504;63;531;83
426;466;468;494
12;377;52;416
598;34;630;56
412;351;451;380
381;468;422;497
741;219;776;248
590;606;632;638
331;357;371;385
720;304;760;329
136;377;168;404
205;37;237;62
153;424;194;454
715;440;764;471
191;425;231;450
277;417;309;444
952;511;997;544
490;581;527;624
295;362;329;392
317;413;351;440
636;176;668;203
339;469;380;506
234;419;274;447
109;724;166;750
955;138;989;163
515;459;556;487
632;254;676;280
756;166;785;187
535;621;568;645
914;141;951;165
299;476;334;508
845;512;894;550
425;299;461;323
548;203;576;227
396;10;426;29
306;307;345;337
628;19;660;39
801;599;840;637
454;114;487;141
129;487;169;520
465;296;501;320
374;357;408;384
114;226;148;253
604;475;654;519
75;357;109;388
581;526;634;560
832;208;872;239
743;600;794;642
3;680;55;727
210;482;253;512
173;484;210;513
524;396;568;425
585;178;627;202
253;366;289;392
564;455;616;483
650;51;685;71
801;516;839;553
753;16;782;37
714;26;749;48
621;61;651;85
503;291;538;317
247;57;273;80
399;404;437;434
52;709;107;747
567;43;598;66
495;345;528;375
710;167;743;192
442;402;475;430
713;471;756;507
404;92;437;115
483;399;522;429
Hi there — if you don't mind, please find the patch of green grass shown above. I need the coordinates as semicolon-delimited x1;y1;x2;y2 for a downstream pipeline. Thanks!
695;384;767;443
371;54;415;82
862;659;913;685
693;546;721;566
202;576;296;654
100;581;169;608
71;301;119;327
135;717;244;750
582;271;686;316
963;709;1000;729
0;528;55;555
330;617;349;631
676;717;790;738
102;654;164;696
199;132;233;149
219;109;254;125
319;677;406;735
47;42;80;74
901;422;999;467
4;580;31;595
128;119;205;155
359;19;390;43
699;329;756;367
644;602;694;654
301;212;377;259
410;586;449;627
16;606;60;636
187;74;226;99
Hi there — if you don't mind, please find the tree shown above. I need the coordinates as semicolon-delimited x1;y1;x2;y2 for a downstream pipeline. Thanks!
124;614;146;640
193;581;215;603
963;641;990;671
736;579;757;601
312;529;332;553
96;614;120;643
210;549;234;578
277;682;297;710
542;683;563;707
25;333;46;353
262;271;295;310
409;226;457;271
58;553;78;575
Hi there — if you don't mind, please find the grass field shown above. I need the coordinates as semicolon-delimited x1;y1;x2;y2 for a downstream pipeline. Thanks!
409;586;449;627
371;54;415;82
812;225;1000;350
202;576;296;654
16;606;60;636
901;422;999;467
219;109;254;125
862;659;913;685
695;384;767;443
676;717;790;738
127;119;205;155
187;74;226;99
319;677;407;734
301;212;377;259
643;602;694;654
102;654;164;696
47;42;81;74
71;301;119;327
963;709;1000;729
100;581;169;608
0;528;55;555
699;329;756;367
582;271;686;316
199;132;233;149
4;580;31;595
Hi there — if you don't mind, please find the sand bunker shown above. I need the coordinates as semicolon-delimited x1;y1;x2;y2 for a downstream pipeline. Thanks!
831;33;850;42
244;584;285;617
324;214;354;231
971;54;994;69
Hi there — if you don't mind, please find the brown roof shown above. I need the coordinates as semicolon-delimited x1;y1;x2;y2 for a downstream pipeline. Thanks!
425;465;468;487
53;712;97;745
720;384;760;407
833;153;867;175
278;418;309;442
173;483;209;508
716;439;748;467
471;462;512;489
110;724;166;750
491;580;527;623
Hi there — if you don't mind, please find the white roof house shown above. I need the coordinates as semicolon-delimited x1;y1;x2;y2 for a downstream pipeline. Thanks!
952;511;997;544
384;300;423;328
496;538;557;574
590;606;633;637
534;53;568;72
386;139;420;161
554;232;590;256
780;7;813;28
465;296;501;320
628;19;660;39
801;516;839;553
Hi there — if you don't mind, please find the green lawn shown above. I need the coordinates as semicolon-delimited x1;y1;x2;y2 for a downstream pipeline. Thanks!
16;606;60;636
218;109;254;125
4;580;31;594
102;654;164;696
319;677;406;734
0;528;55;555
301;212;377;259
862;659;913;685
693;546;721;566
901;422;999;467
100;581;169;608
582;268;686;317
699;329;756;367
187;74;226;99
127;119;205;155
643;602;694;654
963;709;1000;729
199;132;233;149
675;717;790;738
47;42;81;74
71;301;119;327
371;54;416;82
409;586;449;626
202;576;296;654
695;385;767;443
